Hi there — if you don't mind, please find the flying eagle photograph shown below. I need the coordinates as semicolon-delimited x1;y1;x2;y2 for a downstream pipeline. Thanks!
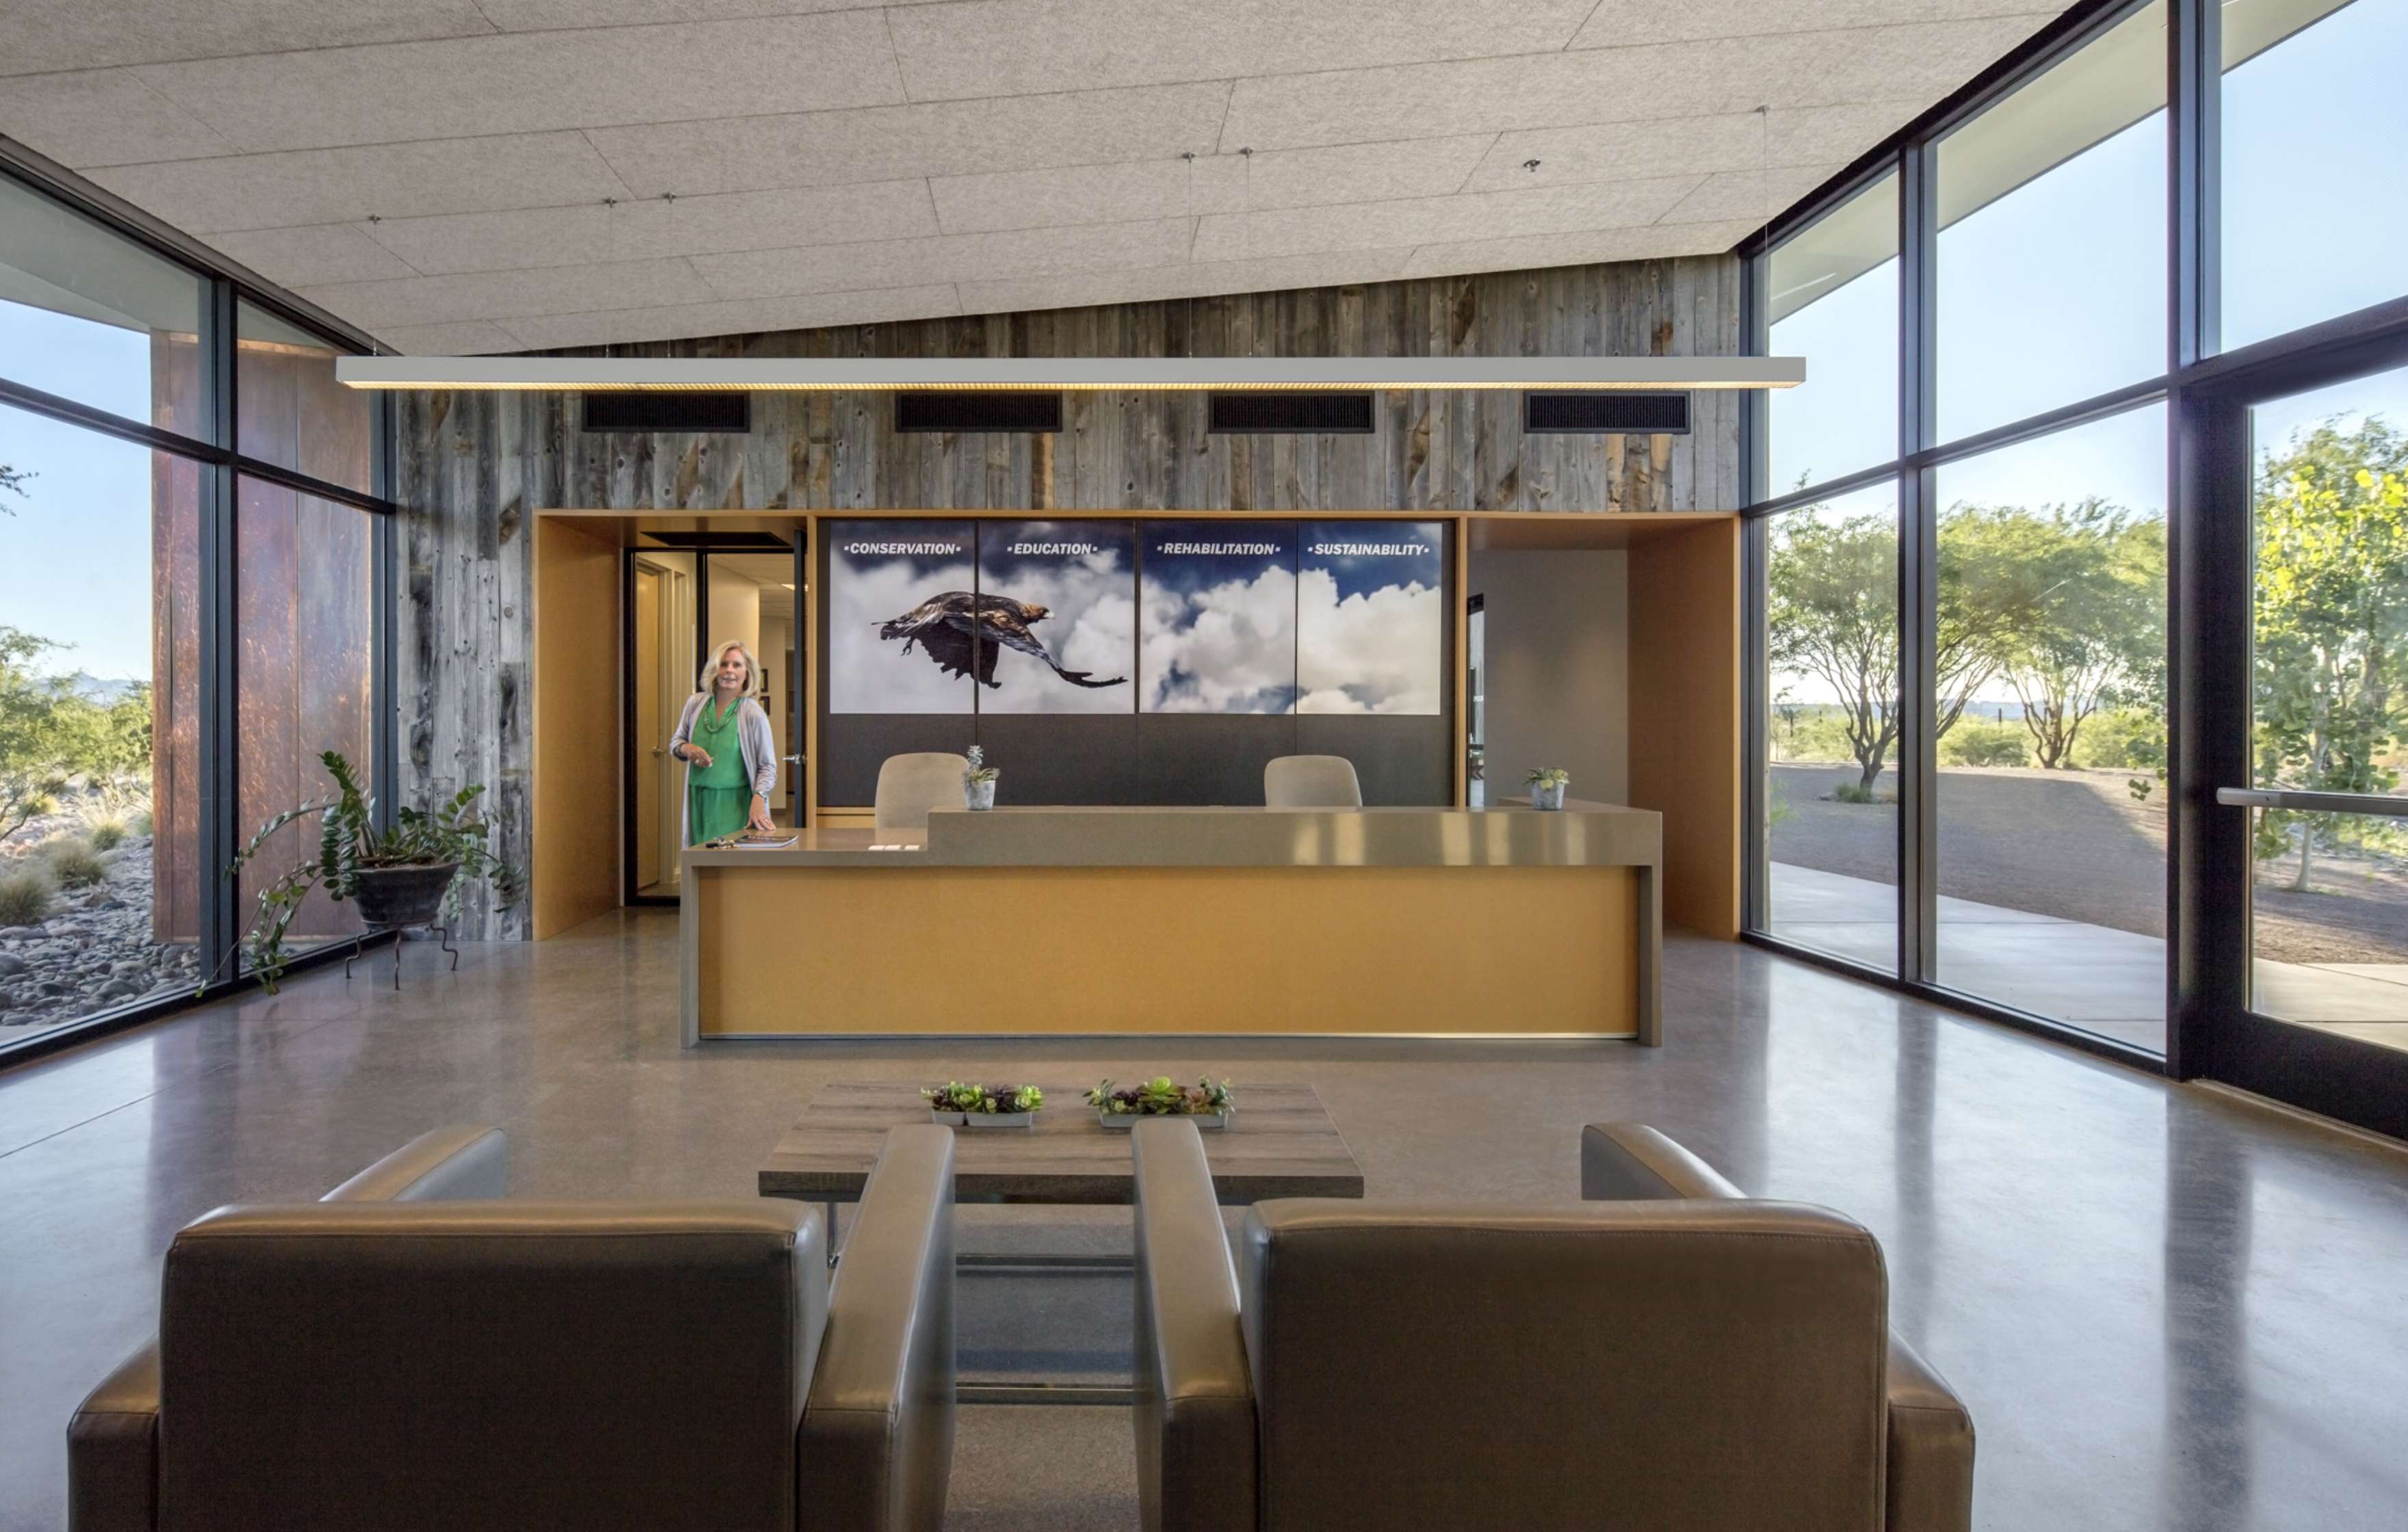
878;592;1128;690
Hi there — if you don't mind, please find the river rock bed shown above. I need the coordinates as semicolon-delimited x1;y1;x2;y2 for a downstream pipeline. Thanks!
0;810;200;1034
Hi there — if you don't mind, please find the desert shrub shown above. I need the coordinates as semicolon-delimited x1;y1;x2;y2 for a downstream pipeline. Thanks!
0;863;56;925
87;817;128;852
1828;780;1881;805
40;836;106;888
1772;711;1865;765
2073;706;2163;771
129;808;154;837
1941;719;2028;768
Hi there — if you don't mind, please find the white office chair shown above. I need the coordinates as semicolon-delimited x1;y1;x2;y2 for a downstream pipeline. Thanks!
874;752;971;830
1264;754;1363;808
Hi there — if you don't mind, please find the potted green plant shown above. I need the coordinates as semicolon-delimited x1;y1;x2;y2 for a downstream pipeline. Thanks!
1087;1076;1235;1131
921;1081;1044;1127
921;1080;987;1125
963;745;999;810
962;1083;1045;1128
215;750;522;993
1525;767;1570;810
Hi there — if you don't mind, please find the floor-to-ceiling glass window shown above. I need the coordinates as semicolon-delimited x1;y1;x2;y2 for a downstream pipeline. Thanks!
1768;174;1898;495
2219;0;2408;351
1746;0;2408;1113
1933;405;2168;1048
1934;0;2167;441
0;404;203;1035
1764;479;1901;971
0;161;389;1056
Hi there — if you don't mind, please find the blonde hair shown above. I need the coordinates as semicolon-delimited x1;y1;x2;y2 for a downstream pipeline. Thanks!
699;639;761;700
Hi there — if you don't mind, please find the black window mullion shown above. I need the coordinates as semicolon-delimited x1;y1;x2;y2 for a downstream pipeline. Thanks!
371;391;398;836
1898;142;1939;983
198;278;241;985
2170;0;2220;369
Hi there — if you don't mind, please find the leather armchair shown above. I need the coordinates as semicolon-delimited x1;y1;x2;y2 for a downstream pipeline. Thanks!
1132;1118;1914;1532
1583;1122;1977;1532
68;1123;955;1532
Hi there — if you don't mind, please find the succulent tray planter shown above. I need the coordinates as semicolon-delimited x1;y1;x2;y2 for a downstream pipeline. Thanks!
921;1081;1043;1128
1087;1077;1235;1131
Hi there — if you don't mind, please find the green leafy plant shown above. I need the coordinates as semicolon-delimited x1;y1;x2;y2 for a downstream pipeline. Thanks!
923;1081;988;1113
1827;780;1888;806
1086;1077;1235;1118
86;817;129;852
963;744;999;785
0;862;56;926
1523;767;1570;789
214;750;522;993
39;836;106;889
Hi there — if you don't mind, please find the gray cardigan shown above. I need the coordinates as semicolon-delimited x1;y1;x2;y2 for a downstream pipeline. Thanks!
670;692;778;841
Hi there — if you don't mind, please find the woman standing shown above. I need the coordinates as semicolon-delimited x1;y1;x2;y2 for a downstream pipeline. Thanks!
670;639;779;844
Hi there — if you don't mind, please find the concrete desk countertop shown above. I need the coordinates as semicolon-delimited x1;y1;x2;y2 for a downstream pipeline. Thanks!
682;800;1661;871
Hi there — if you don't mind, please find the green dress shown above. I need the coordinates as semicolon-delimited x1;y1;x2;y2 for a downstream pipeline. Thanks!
685;697;752;844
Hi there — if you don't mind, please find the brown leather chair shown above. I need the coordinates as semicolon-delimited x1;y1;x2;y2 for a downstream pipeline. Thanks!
68;1122;956;1532
1583;1122;1977;1532
1133;1116;1969;1532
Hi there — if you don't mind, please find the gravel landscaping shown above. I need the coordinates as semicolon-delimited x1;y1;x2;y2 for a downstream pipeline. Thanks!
0;802;201;1037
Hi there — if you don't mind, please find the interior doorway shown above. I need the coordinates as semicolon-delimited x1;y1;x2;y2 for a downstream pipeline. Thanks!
624;534;804;904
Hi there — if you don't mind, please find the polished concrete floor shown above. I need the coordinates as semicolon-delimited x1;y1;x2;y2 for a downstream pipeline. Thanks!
5;910;2408;1530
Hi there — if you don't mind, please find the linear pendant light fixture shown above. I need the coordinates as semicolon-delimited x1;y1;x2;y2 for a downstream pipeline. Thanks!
334;355;1803;393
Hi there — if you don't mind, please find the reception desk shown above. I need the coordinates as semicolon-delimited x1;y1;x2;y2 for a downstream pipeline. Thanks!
679;803;1660;1046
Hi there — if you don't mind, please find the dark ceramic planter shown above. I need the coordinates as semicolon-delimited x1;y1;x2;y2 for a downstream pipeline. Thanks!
352;862;458;928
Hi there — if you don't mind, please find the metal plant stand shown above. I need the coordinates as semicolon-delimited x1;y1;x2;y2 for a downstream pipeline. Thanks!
343;923;458;990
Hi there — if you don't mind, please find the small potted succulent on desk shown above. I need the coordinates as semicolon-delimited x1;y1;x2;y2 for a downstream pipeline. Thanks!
1088;1076;1235;1131
1525;767;1570;811
963;745;999;810
922;1081;1044;1127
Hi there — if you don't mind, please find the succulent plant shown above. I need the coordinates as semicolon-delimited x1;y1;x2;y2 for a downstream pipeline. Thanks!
1085;1077;1235;1116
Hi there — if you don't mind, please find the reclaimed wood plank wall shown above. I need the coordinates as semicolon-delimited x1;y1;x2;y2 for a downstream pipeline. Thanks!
398;253;1741;936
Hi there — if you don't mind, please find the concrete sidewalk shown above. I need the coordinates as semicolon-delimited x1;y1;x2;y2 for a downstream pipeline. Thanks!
1767;862;2408;1055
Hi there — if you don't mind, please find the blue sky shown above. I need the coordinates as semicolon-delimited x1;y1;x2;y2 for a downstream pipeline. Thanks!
4;0;2403;692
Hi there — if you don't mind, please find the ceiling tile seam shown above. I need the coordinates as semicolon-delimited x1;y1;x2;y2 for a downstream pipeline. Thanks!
783;7;2069;111
2;5;2059;110
0;1;962;82
91;85;1946;208
467;249;1408;330
464;280;982;335
922;177;950;237
324;223;1705;329
680;255;731;304
1451;133;1504;195
879;7;915;105
196;166;1593;270
287;176;1720;293
90;72;246;162
1212;77;1237;157
577;128;641;203
1563;0;1611;53
0;23;501;83
346;218;432;279
170;109;1901;247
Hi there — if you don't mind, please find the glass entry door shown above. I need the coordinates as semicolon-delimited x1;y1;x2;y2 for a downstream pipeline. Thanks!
2238;365;2408;1038
2181;356;2408;1135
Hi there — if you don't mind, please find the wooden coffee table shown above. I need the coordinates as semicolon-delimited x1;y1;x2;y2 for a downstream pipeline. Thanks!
759;1079;1365;1206
761;1081;1363;1405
